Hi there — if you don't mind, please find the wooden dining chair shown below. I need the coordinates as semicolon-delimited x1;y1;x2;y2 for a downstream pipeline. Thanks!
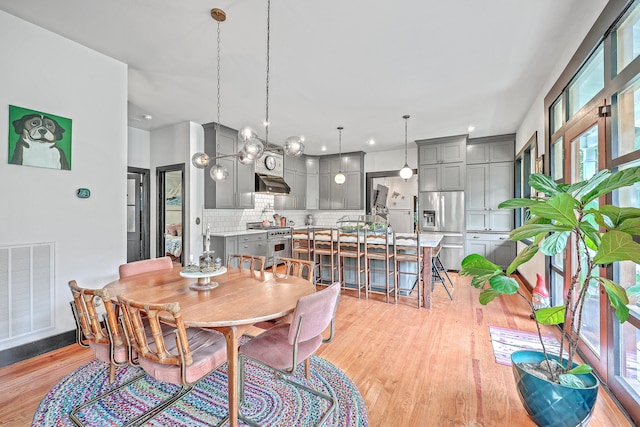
117;295;229;426
227;253;266;280
273;257;315;285
239;282;341;426
253;258;316;332
292;227;314;262
118;256;173;279
68;280;145;426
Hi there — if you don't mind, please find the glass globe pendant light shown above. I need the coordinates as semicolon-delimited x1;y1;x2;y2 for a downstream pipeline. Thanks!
399;114;413;181
334;127;346;185
284;135;305;157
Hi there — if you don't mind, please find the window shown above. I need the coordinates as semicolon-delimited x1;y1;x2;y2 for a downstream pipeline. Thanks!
551;95;564;134
568;44;604;118
551;137;564;181
514;133;537;227
615;5;640;74
614;78;640;159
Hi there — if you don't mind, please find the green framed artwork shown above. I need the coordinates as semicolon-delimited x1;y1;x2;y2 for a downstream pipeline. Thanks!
7;105;72;170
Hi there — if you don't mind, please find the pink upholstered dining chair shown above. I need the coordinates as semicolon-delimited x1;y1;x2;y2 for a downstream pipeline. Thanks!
117;295;228;425
68;280;145;426
118;256;173;279
238;282;341;426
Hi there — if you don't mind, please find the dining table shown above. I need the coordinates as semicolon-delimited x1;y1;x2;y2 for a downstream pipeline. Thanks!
104;265;316;427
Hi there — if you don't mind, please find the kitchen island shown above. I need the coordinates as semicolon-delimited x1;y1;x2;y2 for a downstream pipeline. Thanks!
293;228;443;308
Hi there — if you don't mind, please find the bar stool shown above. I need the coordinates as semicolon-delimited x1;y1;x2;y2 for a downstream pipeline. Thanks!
313;228;339;285
338;231;366;299
431;246;453;300
395;234;422;308
292;227;314;263
365;230;396;304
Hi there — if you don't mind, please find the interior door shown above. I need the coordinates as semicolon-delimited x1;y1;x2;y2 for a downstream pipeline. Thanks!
126;167;149;262
564;106;608;377
157;164;185;265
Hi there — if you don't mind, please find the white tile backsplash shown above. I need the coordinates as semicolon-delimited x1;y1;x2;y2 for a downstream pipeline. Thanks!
201;194;364;233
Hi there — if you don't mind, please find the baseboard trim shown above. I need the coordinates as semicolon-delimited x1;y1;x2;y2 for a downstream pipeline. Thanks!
0;330;76;368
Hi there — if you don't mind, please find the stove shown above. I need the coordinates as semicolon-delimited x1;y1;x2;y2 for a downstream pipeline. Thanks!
246;222;292;266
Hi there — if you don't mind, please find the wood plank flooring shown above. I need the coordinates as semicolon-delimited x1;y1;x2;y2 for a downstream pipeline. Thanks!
0;273;633;426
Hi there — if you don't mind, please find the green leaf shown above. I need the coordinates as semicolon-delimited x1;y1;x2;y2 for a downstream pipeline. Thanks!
460;254;502;277
528;193;579;227
600;278;630;323
470;275;495;289
488;275;519;295
506;244;539;275
529;174;563;196
479;288;502;305
540;231;569;256
509;223;573;241
593;230;640;265
616;217;640;235
567;364;593;375
559;374;587;389
568;169;611;201
580;222;601;251
582;166;640;204
534;306;565;325
498;198;539;209
596;205;640;228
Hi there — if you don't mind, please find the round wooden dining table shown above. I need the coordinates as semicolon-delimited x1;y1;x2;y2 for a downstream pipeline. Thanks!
104;266;316;427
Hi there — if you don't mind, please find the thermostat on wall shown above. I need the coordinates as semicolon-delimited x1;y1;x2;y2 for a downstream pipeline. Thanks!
76;188;91;199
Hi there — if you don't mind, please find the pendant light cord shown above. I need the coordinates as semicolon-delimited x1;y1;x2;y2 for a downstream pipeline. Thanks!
404;117;408;164
265;0;271;146
215;20;221;152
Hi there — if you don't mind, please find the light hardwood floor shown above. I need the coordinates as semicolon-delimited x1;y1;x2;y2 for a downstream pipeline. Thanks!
0;273;633;426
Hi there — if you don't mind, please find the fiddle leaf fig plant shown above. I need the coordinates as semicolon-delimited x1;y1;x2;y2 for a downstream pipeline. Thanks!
460;166;640;386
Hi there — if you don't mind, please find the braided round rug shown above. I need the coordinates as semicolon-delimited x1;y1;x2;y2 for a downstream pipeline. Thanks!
33;353;367;426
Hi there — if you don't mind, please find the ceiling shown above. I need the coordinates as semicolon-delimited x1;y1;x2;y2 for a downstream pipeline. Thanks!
0;0;606;155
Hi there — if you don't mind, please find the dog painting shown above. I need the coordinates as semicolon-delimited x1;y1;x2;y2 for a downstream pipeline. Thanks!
8;105;72;170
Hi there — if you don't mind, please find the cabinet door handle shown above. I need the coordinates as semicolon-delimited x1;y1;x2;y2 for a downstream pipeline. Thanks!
473;236;480;239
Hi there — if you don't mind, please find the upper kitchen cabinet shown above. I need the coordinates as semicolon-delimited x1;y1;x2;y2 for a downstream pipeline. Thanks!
466;135;514;164
275;155;307;210
465;135;515;232
306;156;319;210
417;135;467;191
319;152;364;210
203;122;254;209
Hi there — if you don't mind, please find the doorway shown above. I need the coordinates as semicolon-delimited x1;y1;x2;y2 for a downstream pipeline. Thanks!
157;164;185;265
127;167;150;262
366;170;418;233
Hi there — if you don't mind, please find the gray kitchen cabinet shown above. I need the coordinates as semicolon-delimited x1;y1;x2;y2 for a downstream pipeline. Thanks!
203;122;255;209
318;152;364;210
466;135;514;165
237;233;268;257
465;138;514;232
276;155;307;210
417;135;466;191
465;233;515;268
210;232;267;266
306;156;319;210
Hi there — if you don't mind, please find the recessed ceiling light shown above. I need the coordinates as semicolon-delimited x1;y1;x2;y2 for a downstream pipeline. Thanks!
321;146;327;151
467;125;475;132
368;139;375;145
142;114;153;120
300;136;306;142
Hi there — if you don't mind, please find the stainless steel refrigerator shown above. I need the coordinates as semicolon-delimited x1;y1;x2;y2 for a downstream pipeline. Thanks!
418;191;465;270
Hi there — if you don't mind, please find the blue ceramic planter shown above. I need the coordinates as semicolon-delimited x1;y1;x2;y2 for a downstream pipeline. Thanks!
511;350;598;427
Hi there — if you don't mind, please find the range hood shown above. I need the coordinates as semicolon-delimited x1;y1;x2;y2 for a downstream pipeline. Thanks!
255;173;291;194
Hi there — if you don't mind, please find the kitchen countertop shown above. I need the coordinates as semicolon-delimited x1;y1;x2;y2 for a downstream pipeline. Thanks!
205;230;268;237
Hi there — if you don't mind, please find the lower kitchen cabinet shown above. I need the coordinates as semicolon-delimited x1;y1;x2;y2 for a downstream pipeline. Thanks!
465;233;515;269
209;232;267;266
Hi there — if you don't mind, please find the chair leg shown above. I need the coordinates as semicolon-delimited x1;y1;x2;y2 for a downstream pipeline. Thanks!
305;358;311;379
437;256;454;288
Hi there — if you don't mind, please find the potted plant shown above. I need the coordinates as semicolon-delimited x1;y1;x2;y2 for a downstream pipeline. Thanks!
460;166;640;427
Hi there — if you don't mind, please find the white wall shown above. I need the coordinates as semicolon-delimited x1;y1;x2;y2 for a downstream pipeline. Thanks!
127;127;151;169
513;2;607;285
150;121;205;261
0;11;127;348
